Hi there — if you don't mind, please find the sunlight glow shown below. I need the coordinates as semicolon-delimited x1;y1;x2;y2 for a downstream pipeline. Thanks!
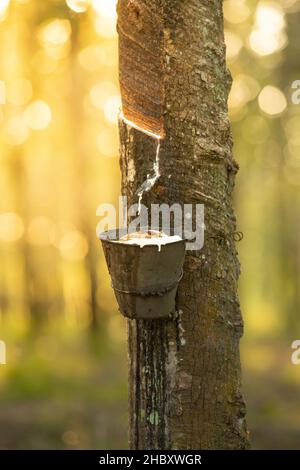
91;0;117;18
94;15;117;38
0;0;10;20
92;0;117;37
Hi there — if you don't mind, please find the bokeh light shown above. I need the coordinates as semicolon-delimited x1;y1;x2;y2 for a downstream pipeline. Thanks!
38;19;71;59
59;230;89;261
89;81;118;111
228;74;260;109
225;30;243;61
249;2;287;56
258;85;287;116
103;94;121;124
23;100;52;130
223;0;251;24
38;18;71;45
66;0;89;13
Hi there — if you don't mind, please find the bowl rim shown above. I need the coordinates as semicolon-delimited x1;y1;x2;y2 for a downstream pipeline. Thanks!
98;227;187;247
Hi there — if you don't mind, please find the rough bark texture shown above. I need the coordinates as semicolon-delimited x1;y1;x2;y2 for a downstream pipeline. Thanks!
117;0;250;449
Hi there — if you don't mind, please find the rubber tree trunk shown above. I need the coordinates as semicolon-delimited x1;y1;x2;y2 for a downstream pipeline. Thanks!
117;0;250;449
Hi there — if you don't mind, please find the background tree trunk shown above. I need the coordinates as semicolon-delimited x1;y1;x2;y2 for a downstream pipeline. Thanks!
117;0;250;449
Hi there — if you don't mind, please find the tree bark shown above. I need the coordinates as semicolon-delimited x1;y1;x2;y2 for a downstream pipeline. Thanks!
117;0;250;449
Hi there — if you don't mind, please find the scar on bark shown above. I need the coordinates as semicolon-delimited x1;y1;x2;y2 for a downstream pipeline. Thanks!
117;0;165;137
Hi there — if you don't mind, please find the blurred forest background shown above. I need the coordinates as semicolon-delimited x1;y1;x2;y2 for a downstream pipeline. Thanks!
0;0;300;449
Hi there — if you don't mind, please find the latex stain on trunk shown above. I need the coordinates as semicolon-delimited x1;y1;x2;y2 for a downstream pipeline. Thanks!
117;0;164;137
